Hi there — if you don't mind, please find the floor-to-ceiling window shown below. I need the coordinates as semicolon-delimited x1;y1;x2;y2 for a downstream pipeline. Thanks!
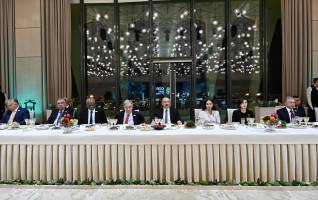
71;0;282;122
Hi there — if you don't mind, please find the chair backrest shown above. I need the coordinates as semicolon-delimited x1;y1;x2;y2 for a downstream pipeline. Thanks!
275;106;285;111
314;108;318;122
227;109;237;123
194;109;201;119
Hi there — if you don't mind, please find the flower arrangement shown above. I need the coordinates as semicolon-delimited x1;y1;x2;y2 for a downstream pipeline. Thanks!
262;113;287;129
262;113;279;126
184;120;196;129
60;114;75;127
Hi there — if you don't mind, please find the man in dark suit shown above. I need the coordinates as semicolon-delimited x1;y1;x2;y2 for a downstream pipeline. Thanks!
46;98;72;125
276;96;296;123
306;78;318;121
293;95;306;117
115;100;144;125
1;99;30;125
154;97;182;124
78;97;107;124
0;86;5;120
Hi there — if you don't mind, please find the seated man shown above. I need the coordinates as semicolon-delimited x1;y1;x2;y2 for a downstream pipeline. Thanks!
293;95;306;117
276;96;296;123
78;97;107;124
46;98;72;125
115;100;144;125
154;97;182;124
1;99;30;125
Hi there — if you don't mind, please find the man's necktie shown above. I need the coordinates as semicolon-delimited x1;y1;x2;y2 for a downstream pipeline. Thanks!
164;109;168;124
89;110;93;124
8;111;17;124
290;110;295;119
57;111;63;125
124;113;129;124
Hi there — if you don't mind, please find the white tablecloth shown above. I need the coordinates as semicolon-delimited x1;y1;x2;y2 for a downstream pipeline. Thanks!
0;125;317;183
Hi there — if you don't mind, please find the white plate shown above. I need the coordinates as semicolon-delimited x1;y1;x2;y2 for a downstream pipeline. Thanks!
0;125;8;130
34;125;50;130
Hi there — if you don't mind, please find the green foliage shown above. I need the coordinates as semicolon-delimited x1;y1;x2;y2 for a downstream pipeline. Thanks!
0;178;316;187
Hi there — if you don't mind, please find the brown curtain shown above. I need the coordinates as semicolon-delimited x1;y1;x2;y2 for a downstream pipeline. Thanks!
42;0;72;104
0;0;15;96
281;0;312;101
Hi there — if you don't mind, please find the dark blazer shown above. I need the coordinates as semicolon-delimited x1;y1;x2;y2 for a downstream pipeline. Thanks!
276;107;291;123
232;109;254;124
65;106;75;117
154;107;183;124
78;108;107;124
115;110;144;125
294;106;306;117
46;109;71;124
0;91;5;120
1;107;30;125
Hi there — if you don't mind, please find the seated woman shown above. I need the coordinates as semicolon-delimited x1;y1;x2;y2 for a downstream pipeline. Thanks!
198;98;220;124
232;98;254;124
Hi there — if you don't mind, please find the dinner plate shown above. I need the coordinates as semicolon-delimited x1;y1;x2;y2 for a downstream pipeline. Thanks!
35;125;50;130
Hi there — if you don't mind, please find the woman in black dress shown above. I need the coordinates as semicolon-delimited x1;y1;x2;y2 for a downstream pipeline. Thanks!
232;98;254;124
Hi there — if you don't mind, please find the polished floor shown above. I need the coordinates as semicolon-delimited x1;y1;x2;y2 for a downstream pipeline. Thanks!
0;185;317;200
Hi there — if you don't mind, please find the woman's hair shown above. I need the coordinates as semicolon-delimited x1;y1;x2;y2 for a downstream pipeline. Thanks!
238;97;249;109
202;98;216;110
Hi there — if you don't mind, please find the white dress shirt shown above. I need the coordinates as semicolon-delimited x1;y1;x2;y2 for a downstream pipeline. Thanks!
124;112;134;125
286;107;295;122
54;110;64;125
198;110;221;124
307;86;318;109
162;108;171;124
87;109;96;124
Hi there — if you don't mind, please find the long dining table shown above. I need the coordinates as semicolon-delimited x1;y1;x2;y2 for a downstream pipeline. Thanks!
0;124;317;183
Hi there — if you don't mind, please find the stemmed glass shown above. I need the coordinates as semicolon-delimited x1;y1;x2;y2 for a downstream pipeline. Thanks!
108;118;118;127
303;117;310;126
247;118;255;127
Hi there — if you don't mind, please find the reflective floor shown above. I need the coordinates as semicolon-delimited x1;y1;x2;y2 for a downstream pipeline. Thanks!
0;185;317;200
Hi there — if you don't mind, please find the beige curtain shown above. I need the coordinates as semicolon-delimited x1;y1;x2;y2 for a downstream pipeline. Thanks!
281;0;312;100
0;0;15;96
42;0;72;104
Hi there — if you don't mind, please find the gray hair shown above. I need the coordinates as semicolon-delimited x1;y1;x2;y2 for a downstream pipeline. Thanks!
86;97;96;104
123;99;133;107
57;98;66;103
285;96;294;103
6;99;19;105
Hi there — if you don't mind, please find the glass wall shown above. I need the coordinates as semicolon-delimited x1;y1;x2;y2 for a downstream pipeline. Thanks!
230;0;262;105
194;0;226;113
71;0;282;122
119;0;151;119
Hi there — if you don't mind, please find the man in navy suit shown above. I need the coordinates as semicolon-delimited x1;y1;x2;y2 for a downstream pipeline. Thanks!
46;98;72;125
115;100;144;125
154;97;183;124
0;86;5;120
1;99;30;125
276;96;296;123
78;97;107;125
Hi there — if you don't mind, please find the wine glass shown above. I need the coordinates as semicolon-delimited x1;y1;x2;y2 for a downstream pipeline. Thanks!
24;119;30;126
303;117;310;125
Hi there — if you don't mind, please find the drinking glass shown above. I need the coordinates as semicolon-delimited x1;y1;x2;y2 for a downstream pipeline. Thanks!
241;118;246;125
303;117;310;125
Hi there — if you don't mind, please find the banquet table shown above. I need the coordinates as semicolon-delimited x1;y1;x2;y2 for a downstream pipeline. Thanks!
0;125;318;183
